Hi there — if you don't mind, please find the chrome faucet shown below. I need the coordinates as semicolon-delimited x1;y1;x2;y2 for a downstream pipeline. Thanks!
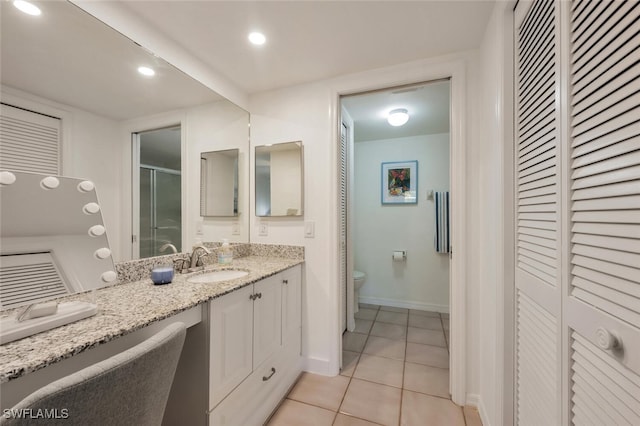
159;243;178;254
190;245;211;269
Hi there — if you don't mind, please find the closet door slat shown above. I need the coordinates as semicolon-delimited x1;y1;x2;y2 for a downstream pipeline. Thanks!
0;104;61;175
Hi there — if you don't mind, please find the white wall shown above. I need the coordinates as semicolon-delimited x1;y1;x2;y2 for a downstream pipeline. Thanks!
466;3;514;425
354;134;450;311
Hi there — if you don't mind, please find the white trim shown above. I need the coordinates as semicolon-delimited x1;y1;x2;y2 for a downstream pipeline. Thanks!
467;393;492;426
327;53;468;403
302;356;333;376
358;296;449;314
496;2;517;426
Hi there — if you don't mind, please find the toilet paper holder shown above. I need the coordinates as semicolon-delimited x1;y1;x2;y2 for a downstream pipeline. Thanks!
392;250;407;261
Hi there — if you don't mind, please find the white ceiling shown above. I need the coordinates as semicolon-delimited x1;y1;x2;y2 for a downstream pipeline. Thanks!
116;0;496;94
0;1;223;121
342;79;450;142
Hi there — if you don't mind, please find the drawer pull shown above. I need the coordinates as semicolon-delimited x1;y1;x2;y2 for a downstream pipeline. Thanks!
262;367;276;381
256;292;262;299
283;279;288;284
595;327;622;351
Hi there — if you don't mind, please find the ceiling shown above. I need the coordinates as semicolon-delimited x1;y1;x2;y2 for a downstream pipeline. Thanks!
342;79;450;142
0;1;222;121
116;0;496;94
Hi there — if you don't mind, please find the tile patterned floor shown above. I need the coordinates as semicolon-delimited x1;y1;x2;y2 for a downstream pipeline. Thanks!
267;304;483;426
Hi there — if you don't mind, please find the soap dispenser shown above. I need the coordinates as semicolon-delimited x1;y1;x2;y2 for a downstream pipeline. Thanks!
218;239;233;264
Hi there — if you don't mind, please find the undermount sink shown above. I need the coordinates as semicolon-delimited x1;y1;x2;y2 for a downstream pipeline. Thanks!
187;270;249;284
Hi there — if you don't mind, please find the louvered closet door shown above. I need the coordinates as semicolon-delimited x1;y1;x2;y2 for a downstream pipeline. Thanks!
0;104;61;174
514;1;562;424
567;1;640;423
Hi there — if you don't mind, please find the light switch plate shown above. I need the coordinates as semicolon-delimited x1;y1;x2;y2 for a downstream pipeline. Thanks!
304;221;315;238
231;222;240;235
259;223;268;236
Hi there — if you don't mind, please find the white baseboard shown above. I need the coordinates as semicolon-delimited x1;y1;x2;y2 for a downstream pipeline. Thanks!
302;356;337;376
466;393;491;426
359;296;449;313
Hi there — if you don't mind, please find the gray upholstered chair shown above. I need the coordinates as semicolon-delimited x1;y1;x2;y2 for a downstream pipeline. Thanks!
1;322;187;426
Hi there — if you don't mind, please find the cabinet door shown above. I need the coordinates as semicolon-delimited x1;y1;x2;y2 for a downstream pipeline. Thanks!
281;266;302;346
209;284;253;410
253;275;282;368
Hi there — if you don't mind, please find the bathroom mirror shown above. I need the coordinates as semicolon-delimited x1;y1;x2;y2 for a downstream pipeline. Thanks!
0;171;116;311
255;142;304;217
201;149;239;217
0;0;250;260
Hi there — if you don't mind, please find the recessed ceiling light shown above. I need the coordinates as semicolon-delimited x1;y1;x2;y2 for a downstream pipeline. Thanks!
13;0;41;16
137;66;155;77
248;32;266;46
387;109;409;127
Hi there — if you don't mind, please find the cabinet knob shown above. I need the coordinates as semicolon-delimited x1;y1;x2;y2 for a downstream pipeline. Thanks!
283;279;288;284
257;292;262;299
249;294;255;301
595;327;622;350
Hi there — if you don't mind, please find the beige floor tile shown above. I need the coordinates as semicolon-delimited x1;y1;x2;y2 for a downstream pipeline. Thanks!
359;303;380;310
268;399;336;426
341;351;360;377
333;413;381;426
370;322;407;341
375;311;408;326
403;362;449;398
355;308;378;320
400;391;464;426
409;309;440;317
464;406;483;426
379;306;408;313
405;343;449;368
343;332;368;353
363;335;406;361
354;319;374;334
353;354;404;388
287;372;350;411
340;378;401;426
407;327;446;347
408;315;443;330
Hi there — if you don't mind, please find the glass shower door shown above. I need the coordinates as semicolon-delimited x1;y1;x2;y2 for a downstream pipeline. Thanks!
139;167;181;258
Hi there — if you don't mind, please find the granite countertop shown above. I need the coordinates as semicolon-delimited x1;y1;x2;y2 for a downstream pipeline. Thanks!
0;256;303;383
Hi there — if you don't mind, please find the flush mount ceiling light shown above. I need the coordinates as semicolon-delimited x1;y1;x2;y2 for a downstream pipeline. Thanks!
387;108;409;127
248;32;266;46
137;66;155;77
13;0;41;16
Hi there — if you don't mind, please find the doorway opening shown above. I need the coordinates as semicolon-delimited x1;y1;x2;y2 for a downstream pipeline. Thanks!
132;126;182;259
339;78;452;385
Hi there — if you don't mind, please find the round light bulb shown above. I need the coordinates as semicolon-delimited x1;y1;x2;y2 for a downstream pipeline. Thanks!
77;180;95;193
40;176;60;190
387;109;409;127
83;202;101;215
0;171;17;186
248;32;266;46
13;0;41;16
88;225;106;237
137;66;155;77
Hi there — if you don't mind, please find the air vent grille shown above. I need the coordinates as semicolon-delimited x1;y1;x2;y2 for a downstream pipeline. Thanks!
0;252;70;310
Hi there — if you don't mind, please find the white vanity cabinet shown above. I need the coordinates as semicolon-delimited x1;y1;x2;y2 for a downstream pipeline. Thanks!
208;265;302;426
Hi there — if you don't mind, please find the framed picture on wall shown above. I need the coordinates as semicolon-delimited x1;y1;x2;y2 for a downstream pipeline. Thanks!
381;160;418;204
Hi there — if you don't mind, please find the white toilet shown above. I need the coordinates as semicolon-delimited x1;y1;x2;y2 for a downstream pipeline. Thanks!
353;270;366;313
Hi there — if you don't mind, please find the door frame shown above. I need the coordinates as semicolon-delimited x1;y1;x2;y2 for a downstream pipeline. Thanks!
331;57;468;404
127;117;186;260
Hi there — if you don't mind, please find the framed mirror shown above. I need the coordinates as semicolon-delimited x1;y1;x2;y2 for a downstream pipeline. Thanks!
201;149;239;217
0;1;250;260
255;142;304;217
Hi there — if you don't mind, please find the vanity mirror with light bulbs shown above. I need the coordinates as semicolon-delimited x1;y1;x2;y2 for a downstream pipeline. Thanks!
0;0;249;261
255;142;304;217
